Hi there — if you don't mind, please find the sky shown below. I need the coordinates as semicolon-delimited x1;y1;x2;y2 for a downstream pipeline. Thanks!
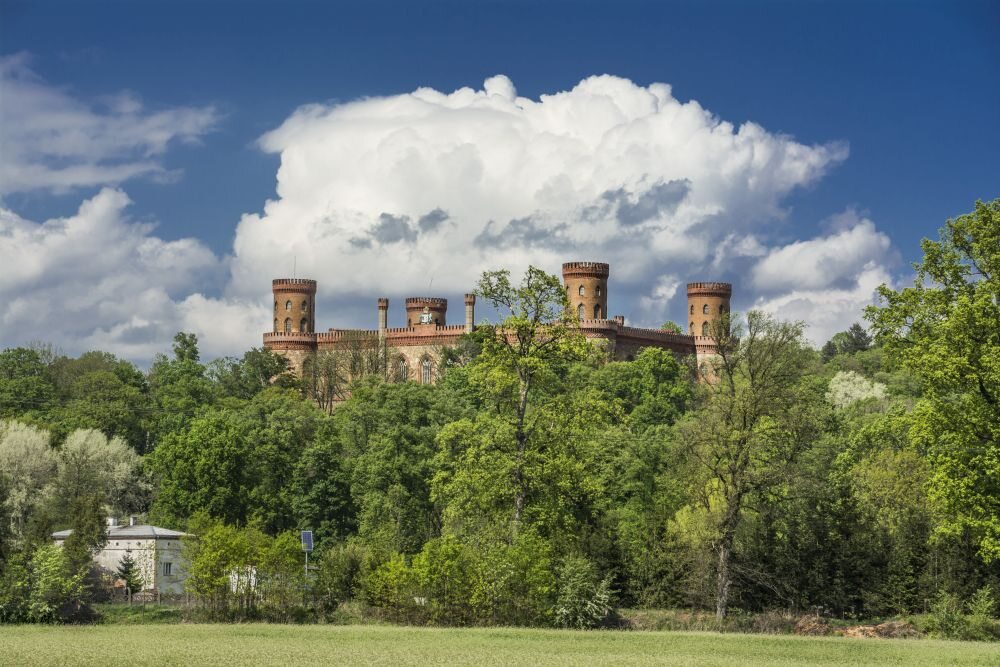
1;0;997;364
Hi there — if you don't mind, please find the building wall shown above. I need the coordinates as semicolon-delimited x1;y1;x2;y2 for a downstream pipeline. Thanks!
56;537;186;594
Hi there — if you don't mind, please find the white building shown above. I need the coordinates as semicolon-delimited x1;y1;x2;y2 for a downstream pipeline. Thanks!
52;518;188;594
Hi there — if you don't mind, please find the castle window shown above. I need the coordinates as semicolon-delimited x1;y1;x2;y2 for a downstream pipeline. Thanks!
302;300;309;312
702;321;709;336
577;304;584;319
578;285;585;296
285;300;292;311
396;357;409;382
719;305;726;314
690;305;694;315
702;304;709;314
690;321;694;334
274;318;278;332
163;562;172;576
274;301;278;313
284;318;292;333
596;285;602;296
594;304;602;319
300;318;308;333
421;358;433;385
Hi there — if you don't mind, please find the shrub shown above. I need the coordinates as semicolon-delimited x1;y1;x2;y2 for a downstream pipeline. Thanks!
554;556;613;629
926;590;967;639
315;541;367;612
966;585;999;641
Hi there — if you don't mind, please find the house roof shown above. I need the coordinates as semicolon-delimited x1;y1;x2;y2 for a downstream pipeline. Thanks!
51;525;188;540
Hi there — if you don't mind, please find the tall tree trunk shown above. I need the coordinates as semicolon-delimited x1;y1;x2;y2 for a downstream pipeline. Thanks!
512;374;530;536
715;535;733;620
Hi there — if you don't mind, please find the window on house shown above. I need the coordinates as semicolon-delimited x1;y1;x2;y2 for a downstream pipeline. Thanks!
284;318;292;333
421;358;433;384
702;304;709;314
577;304;584;319
702;321;709;336
163;562;173;576
578;285;585;296
285;300;292;311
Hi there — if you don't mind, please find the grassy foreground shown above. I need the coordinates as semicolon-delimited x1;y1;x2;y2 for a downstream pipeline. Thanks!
1;624;998;666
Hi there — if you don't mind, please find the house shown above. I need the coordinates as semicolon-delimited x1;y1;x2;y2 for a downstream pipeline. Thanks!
52;517;188;594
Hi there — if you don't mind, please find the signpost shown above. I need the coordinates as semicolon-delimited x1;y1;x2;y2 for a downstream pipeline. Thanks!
301;530;313;577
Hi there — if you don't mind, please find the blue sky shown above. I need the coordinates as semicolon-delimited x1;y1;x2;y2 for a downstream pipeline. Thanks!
1;0;997;362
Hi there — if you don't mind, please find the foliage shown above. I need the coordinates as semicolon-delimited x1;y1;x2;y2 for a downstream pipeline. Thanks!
825;370;887;409
553;555;613;629
115;551;144;593
867;198;1000;561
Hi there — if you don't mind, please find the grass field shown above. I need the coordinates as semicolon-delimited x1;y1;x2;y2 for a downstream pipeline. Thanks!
0;624;998;666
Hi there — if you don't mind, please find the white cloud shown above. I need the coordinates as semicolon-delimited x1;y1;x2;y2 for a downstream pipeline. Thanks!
1;72;902;363
0;53;218;195
752;263;893;346
751;211;893;292
228;74;851;331
0;189;262;362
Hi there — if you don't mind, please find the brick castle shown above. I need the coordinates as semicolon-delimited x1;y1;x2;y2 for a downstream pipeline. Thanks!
263;261;732;383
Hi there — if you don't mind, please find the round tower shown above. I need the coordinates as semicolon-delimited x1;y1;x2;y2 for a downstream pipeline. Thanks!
686;282;732;337
405;297;447;326
563;261;609;320
272;278;317;333
464;294;476;333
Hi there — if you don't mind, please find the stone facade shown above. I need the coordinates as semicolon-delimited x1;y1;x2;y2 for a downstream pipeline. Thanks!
264;261;733;383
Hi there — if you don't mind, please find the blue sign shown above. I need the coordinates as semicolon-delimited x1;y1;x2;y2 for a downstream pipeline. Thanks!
300;530;313;552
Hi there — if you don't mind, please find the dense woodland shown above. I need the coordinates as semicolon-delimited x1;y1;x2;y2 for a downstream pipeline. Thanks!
0;200;997;635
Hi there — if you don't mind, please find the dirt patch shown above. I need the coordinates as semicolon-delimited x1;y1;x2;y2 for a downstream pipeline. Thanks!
840;620;919;639
793;615;832;636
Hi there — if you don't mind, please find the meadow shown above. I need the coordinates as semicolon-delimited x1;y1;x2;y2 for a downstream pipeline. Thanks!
1;624;998;666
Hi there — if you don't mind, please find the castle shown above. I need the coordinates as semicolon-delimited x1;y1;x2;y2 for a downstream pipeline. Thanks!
263;261;732;383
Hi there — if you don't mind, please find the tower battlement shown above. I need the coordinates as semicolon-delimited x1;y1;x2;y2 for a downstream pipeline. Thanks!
562;261;610;277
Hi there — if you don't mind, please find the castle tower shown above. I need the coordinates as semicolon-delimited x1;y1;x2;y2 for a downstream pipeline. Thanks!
464;294;476;333
272;278;317;333
405;297;447;326
686;282;732;337
377;298;389;332
563;261;609;320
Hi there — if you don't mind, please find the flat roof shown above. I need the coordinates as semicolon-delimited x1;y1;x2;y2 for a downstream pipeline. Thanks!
52;525;188;540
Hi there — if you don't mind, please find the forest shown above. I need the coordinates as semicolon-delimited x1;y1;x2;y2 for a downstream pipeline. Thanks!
0;200;996;636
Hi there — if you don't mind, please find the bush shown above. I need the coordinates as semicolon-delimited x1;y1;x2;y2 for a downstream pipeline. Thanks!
554;556;613;629
926;590;967;639
315;541;367;613
966;586;999;641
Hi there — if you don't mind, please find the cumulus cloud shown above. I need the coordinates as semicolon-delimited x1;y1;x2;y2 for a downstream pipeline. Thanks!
751;211;893;292
0;189;263;361
229;74;852;335
0;53;218;195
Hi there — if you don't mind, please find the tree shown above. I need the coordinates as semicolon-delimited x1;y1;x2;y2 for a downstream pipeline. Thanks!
207;348;297;400
0;421;56;548
470;266;588;534
0;348;56;420
660;321;683;334
844;323;873;353
115;551;144;594
677;311;823;618
867;198;1000;561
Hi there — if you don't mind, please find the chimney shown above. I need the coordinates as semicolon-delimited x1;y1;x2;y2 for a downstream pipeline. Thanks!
107;516;118;528
129;516;138;527
377;298;389;332
464;294;476;333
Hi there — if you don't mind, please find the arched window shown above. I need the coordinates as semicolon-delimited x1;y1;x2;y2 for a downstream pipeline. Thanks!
702;304;709;314
421;358;433;384
273;318;278;332
300;318;308;333
577;303;584;319
701;321;709;336
284;318;292;333
593;304;602;319
396;357;409;382
578;285;585;296
274;301;278;313
596;285;602;296
302;300;309;312
690;321;695;334
689;304;694;315
285;300;292;311
719;305;726;314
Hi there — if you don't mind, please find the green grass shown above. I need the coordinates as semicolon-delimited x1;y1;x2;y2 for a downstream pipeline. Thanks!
0;624;998;666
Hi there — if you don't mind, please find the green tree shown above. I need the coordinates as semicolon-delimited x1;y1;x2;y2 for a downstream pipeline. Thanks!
0;348;56;420
207;347;297;400
677;311;823;618
115;551;144;594
470;266;588;534
867;199;1000;561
